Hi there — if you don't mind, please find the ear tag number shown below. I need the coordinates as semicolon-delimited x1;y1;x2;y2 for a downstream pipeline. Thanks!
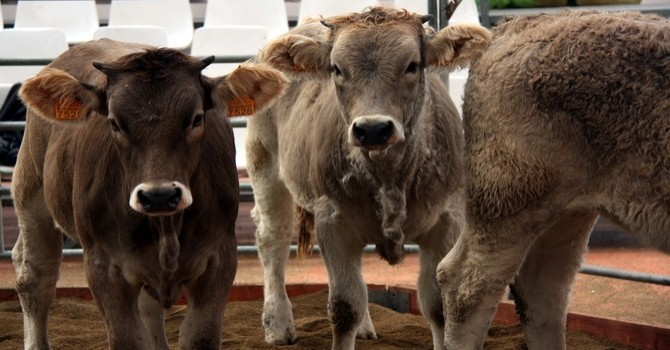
55;97;82;120
228;96;255;117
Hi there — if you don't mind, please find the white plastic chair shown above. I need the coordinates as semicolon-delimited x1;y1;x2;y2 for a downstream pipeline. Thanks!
203;0;289;40
191;25;268;57
13;0;99;44
191;24;269;171
94;25;169;47
392;0;429;14
298;0;378;24
0;28;69;85
191;25;268;77
108;0;194;50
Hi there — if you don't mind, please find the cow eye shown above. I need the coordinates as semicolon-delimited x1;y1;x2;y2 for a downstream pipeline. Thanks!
109;118;120;133
191;114;204;128
331;65;342;77
405;62;419;75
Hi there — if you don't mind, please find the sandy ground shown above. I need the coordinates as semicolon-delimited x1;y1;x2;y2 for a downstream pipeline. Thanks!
0;290;640;350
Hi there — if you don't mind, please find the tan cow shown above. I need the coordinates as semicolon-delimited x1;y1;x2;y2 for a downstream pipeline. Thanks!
438;10;670;350
247;7;490;350
11;39;287;350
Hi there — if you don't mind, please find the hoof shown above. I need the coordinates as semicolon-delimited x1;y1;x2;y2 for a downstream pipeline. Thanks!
265;327;297;346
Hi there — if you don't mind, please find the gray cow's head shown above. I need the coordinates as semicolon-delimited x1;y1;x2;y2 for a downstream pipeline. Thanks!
261;7;490;159
20;49;287;216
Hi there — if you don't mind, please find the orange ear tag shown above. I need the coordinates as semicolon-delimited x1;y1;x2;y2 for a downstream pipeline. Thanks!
227;96;255;117
54;97;83;120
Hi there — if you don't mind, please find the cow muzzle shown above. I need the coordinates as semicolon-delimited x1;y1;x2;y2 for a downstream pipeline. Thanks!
348;115;405;151
129;182;193;215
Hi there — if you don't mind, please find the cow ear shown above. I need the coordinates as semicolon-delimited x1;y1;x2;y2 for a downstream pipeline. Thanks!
425;23;492;71
19;68;104;122
259;34;332;79
207;63;288;118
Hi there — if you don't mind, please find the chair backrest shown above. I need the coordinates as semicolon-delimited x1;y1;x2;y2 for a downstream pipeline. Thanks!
0;28;68;59
298;0;377;24
0;28;69;85
393;0;429;14
191;25;268;57
450;0;481;25
204;0;288;40
192;25;268;78
14;0;99;44
108;0;194;50
94;25;169;47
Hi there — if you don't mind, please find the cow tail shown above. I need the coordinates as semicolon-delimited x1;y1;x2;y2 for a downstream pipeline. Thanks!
296;205;314;261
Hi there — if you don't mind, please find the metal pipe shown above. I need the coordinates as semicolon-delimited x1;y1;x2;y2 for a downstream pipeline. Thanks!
1;245;668;287
0;55;254;67
580;264;670;286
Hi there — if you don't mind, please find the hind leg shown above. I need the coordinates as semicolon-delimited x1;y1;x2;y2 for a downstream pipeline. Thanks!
438;209;556;350
512;210;597;349
12;189;63;350
247;138;296;345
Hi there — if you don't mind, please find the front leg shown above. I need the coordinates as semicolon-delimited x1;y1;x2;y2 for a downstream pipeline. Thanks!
85;251;151;350
416;212;461;350
315;198;373;350
250;179;297;345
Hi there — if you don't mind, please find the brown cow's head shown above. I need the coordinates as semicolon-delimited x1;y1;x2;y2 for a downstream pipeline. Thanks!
20;49;287;216
260;7;490;158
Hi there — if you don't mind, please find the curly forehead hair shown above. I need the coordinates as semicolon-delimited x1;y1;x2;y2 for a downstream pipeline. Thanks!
97;48;205;82
323;6;426;30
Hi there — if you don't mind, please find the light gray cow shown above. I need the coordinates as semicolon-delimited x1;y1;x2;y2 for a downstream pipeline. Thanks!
438;10;670;350
247;6;491;350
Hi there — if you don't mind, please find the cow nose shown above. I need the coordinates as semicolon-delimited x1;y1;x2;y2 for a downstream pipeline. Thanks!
137;187;182;213
353;121;395;146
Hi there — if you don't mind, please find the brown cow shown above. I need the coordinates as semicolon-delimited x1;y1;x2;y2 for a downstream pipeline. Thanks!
11;39;287;350
437;10;670;350
247;7;490;350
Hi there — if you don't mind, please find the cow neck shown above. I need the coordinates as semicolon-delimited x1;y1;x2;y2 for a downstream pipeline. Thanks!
344;109;428;264
152;214;183;308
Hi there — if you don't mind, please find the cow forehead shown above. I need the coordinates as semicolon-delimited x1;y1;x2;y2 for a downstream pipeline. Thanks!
331;27;422;66
108;79;203;123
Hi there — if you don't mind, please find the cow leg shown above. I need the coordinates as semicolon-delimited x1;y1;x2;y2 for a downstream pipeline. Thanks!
138;288;169;350
512;210;597;349
86;252;151;350
248;141;297;345
180;246;236;350
315;200;371;350
437;214;549;350
12;191;63;350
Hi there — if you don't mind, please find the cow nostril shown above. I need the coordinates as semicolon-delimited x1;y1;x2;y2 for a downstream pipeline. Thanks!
379;121;394;143
353;123;367;144
169;187;182;208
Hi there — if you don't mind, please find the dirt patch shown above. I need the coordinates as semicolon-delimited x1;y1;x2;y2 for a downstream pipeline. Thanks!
0;290;638;349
